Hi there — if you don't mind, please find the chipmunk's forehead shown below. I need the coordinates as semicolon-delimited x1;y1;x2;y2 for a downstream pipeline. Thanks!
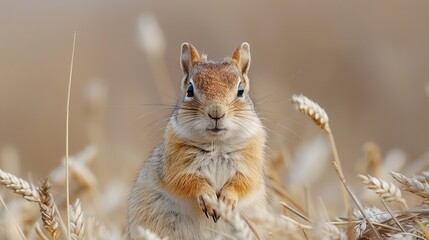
190;62;240;92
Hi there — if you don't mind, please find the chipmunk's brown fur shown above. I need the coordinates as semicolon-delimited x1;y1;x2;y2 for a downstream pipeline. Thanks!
128;43;267;239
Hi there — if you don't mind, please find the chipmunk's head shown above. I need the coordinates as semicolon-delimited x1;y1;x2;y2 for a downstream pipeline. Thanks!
171;42;264;144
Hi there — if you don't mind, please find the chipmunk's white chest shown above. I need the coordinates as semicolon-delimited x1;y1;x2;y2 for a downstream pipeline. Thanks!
192;148;238;192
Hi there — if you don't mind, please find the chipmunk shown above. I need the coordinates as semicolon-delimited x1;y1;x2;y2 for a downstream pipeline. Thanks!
128;42;267;239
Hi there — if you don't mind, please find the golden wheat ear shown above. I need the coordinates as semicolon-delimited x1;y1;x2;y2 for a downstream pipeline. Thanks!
291;94;329;130
390;172;429;205
38;178;59;239
358;174;408;209
0;168;40;202
70;198;85;240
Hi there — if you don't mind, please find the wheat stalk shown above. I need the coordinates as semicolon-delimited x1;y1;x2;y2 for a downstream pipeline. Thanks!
65;31;77;240
38;178;59;239
390;172;429;204
70;199;85;240
280;201;311;223
359;174;408;208
415;220;429;239
291;95;344;185
0;168;40;202
291;94;382;240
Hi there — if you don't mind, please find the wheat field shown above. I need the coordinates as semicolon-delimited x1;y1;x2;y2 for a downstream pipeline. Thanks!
0;94;428;239
1;1;429;239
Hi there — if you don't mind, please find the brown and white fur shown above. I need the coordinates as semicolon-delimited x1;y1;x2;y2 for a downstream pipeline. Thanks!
128;42;267;239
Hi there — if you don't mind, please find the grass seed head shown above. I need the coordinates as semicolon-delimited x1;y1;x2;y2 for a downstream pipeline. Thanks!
38;178;59;239
391;172;429;202
70;199;85;240
0;168;40;202
359;174;407;208
291;94;329;130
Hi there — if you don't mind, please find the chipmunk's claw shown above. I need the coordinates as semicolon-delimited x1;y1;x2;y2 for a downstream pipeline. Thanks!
197;192;218;221
213;210;220;222
212;210;220;223
200;197;209;218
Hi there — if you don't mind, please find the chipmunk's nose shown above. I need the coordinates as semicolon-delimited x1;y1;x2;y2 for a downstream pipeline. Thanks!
208;113;225;120
207;105;226;120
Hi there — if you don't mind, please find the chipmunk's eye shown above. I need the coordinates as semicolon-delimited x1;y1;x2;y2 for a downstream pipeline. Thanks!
186;83;194;98
237;82;244;98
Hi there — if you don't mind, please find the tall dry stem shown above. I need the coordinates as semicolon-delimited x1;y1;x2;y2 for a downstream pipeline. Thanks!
65;31;77;240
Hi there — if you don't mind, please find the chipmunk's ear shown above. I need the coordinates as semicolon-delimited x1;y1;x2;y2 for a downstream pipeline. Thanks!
232;42;251;76
180;43;200;77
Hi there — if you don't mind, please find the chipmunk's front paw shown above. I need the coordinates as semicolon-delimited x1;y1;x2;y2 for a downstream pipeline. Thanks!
219;189;238;212
197;192;220;222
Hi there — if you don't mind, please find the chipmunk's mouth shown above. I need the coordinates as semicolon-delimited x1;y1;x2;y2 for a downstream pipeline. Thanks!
206;127;227;133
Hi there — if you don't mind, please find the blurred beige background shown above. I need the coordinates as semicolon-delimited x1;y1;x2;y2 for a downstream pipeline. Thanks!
1;1;428;201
